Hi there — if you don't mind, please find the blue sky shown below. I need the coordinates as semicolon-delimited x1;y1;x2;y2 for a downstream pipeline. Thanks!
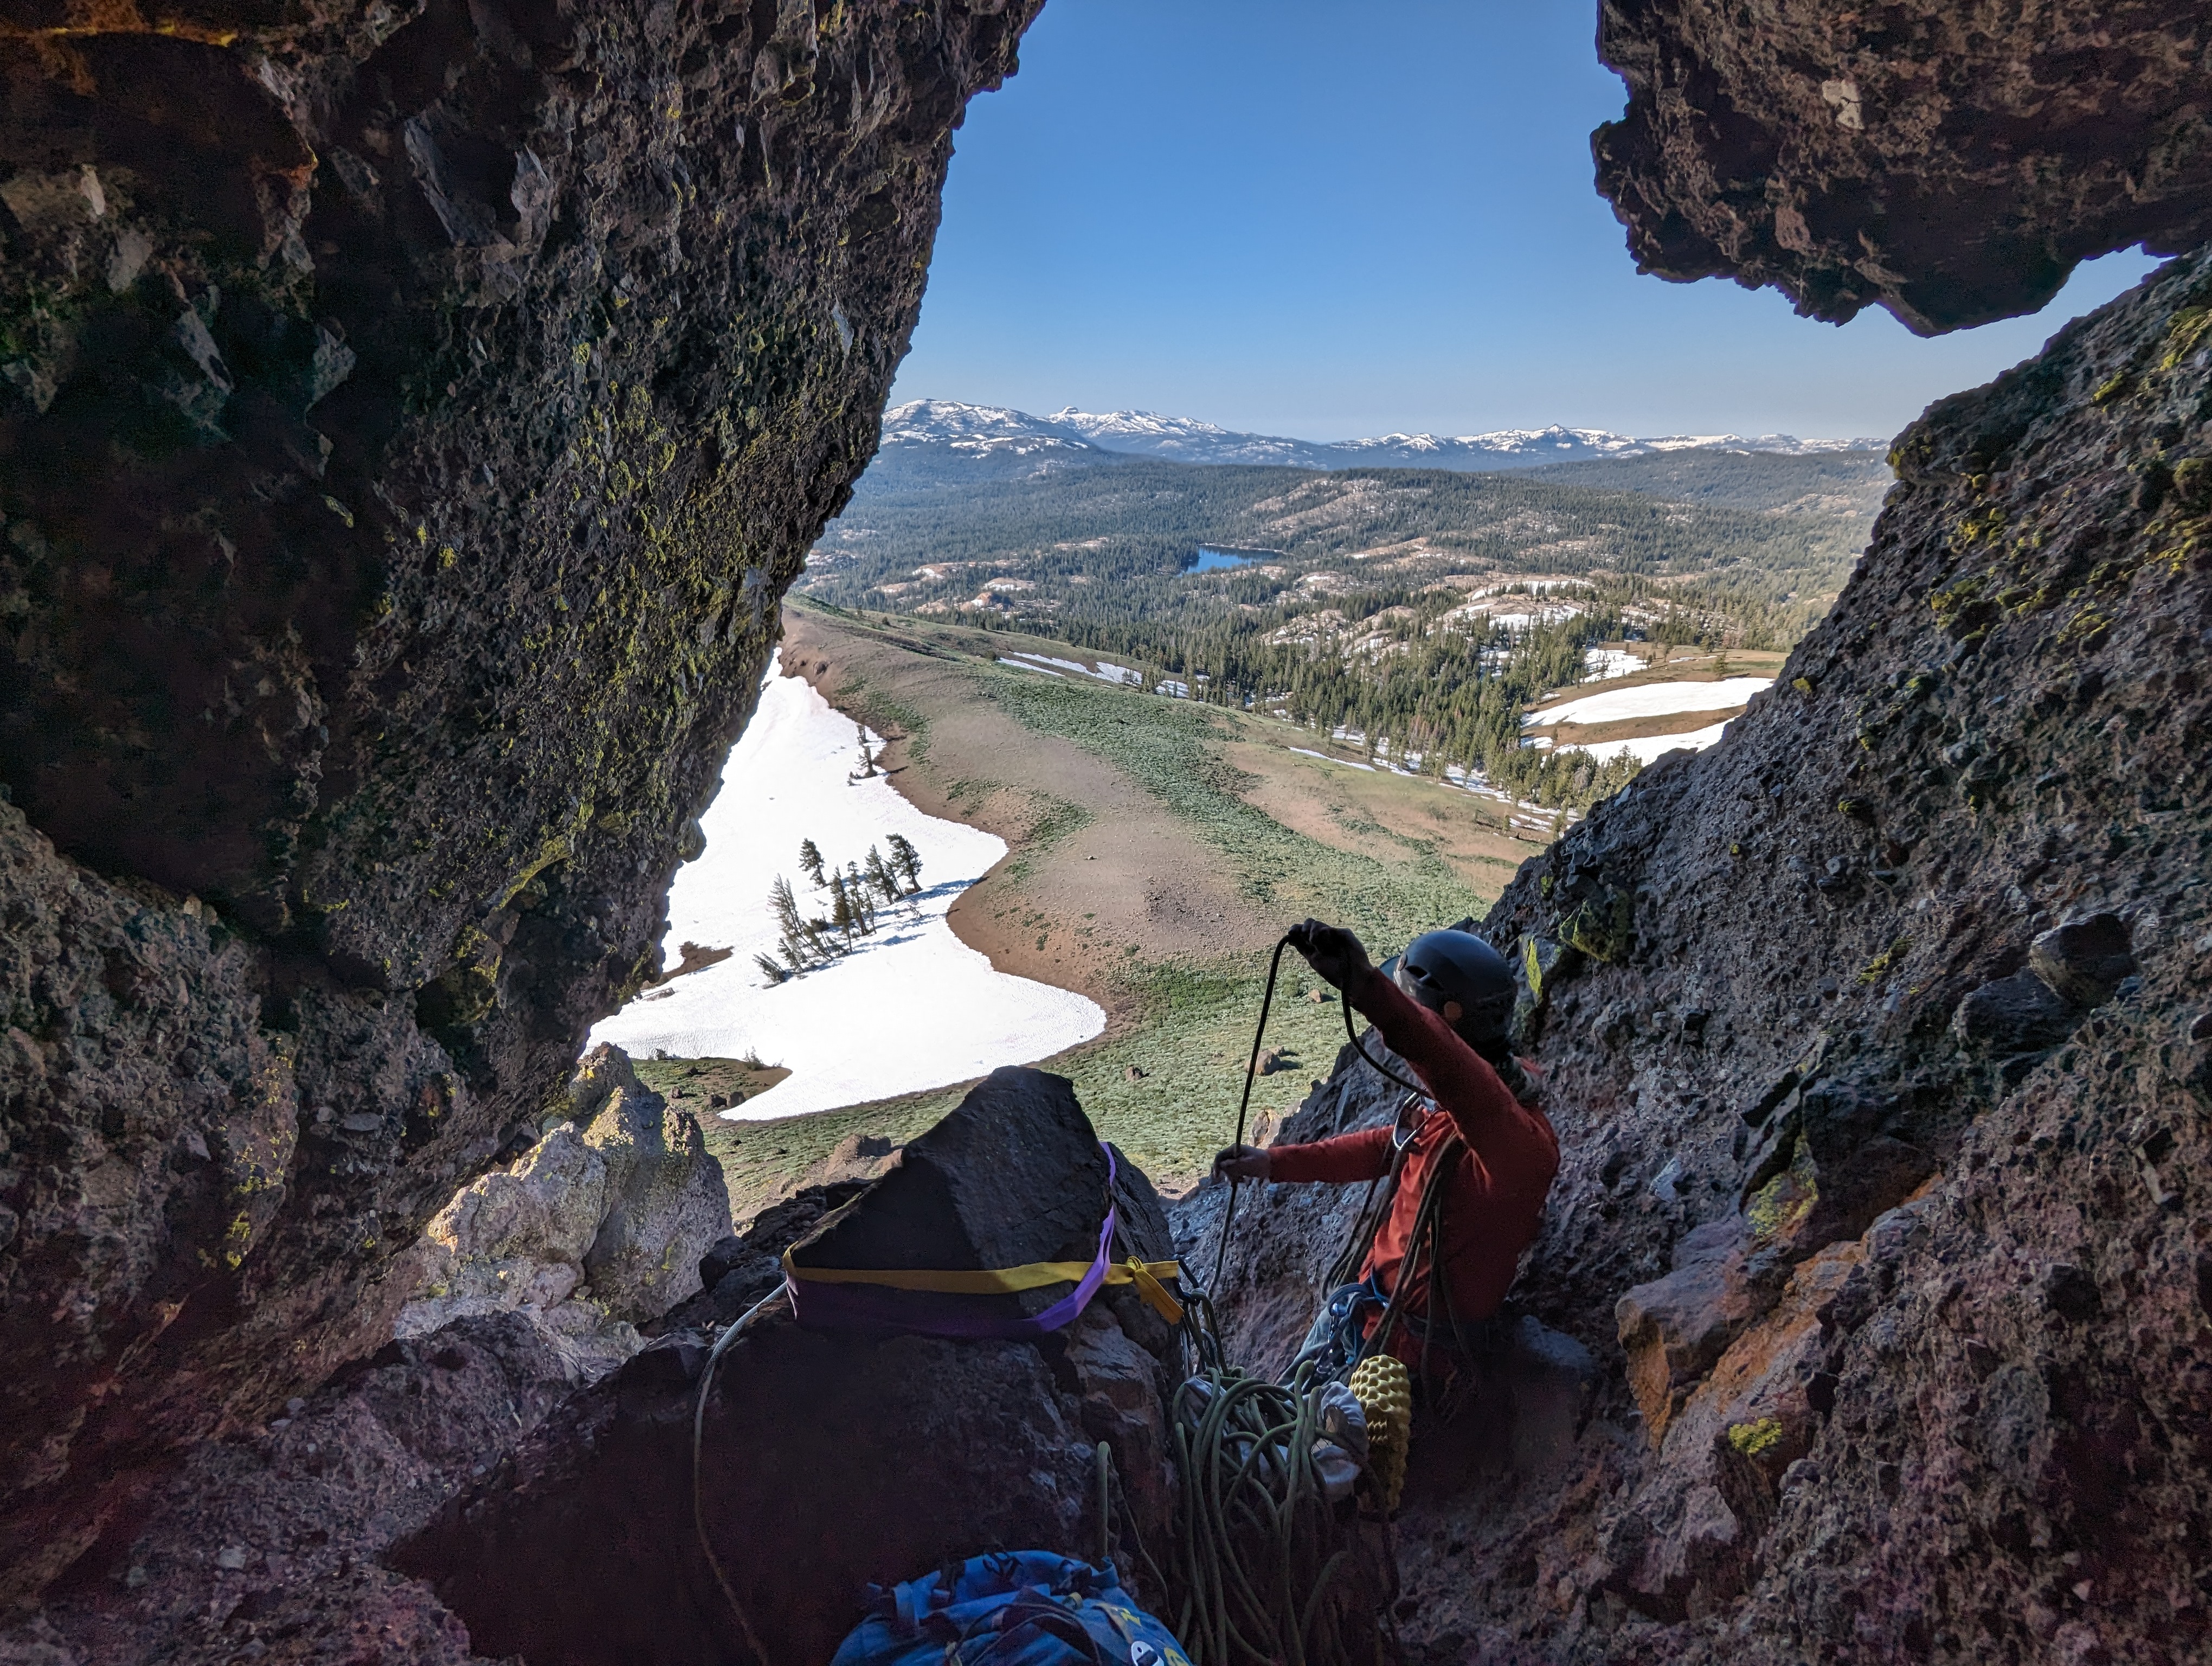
889;0;2162;443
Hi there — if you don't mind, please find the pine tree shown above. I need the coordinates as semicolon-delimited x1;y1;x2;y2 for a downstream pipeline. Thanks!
865;844;901;903
753;952;788;986
846;863;877;932
798;838;826;890
770;875;815;970
849;721;877;780
829;873;855;943
886;832;922;893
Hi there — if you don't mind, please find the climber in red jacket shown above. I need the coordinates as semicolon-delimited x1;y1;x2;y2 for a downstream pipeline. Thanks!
1214;919;1559;1383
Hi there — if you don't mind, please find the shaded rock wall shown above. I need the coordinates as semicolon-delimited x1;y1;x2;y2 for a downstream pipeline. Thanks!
0;1312;584;1666
1197;251;2212;1663
0;0;1040;1608
1596;1;2212;331
397;1072;1185;1666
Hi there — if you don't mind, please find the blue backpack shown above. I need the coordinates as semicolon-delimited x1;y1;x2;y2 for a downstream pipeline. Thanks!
830;1552;1191;1666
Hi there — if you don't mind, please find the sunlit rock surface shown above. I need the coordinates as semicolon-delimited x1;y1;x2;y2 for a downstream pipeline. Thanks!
397;1045;731;1377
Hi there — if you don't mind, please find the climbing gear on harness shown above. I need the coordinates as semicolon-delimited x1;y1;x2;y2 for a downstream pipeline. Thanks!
1287;1277;1388;1387
785;1144;1184;1335
1346;1355;1411;1513
1386;927;1514;1057
829;1552;1191;1666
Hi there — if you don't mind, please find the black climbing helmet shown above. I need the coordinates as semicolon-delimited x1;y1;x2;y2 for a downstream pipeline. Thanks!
1386;927;1515;1060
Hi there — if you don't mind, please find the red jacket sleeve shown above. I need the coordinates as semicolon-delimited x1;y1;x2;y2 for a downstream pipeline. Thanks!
1351;966;1540;1165
1265;1124;1393;1184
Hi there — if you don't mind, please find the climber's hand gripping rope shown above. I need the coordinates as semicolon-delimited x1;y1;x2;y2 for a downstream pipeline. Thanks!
1207;924;1425;1292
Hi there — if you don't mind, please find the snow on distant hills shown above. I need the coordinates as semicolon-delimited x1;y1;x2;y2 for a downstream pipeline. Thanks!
1045;408;1340;468
879;400;1884;474
879;399;1106;463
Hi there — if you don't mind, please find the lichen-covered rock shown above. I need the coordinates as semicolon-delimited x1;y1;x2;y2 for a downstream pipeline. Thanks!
0;0;1042;1607
398;1045;728;1374
1615;1218;1775;1443
1188;249;2212;1663
1475;248;2212;1659
1595;0;2212;331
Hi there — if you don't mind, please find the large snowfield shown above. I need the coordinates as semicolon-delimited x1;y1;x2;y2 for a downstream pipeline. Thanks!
1526;675;1773;729
589;658;1104;1119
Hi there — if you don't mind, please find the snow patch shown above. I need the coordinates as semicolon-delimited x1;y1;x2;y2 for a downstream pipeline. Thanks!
1288;746;1377;772
588;659;1103;1119
1581;648;1645;682
1548;720;1737;765
1527;676;1773;728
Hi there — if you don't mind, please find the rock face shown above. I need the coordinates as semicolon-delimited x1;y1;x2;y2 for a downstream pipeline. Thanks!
1595;1;2212;331
0;0;1041;1610
397;1070;1182;1666
0;1311;586;1666
789;1065;1114;1328
397;1044;731;1375
1200;250;2212;1662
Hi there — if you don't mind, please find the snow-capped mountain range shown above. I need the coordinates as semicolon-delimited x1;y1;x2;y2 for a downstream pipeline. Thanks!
879;399;1883;475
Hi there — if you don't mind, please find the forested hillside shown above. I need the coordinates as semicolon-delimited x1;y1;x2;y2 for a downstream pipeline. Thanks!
800;447;1889;807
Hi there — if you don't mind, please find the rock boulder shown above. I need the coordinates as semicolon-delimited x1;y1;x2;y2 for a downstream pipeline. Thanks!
398;1046;731;1376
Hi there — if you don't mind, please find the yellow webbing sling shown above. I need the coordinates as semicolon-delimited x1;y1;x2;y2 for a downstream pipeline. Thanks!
782;1247;1186;1325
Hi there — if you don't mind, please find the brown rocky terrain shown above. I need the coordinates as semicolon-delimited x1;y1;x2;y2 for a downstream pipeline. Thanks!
0;0;1041;1615
1196;242;2212;1664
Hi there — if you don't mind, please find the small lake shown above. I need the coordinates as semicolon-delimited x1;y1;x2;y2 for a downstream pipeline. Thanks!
1189;546;1266;573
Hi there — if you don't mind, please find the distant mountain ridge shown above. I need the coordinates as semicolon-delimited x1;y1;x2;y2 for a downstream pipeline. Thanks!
881;399;1885;475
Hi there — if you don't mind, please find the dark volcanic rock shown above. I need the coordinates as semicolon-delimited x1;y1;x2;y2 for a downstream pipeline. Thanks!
0;1312;581;1666
1951;967;2079;1056
397;1189;1180;1666
791;1066;1113;1324
1462;246;2212;1661
1190;248;2212;1663
0;0;1041;1610
1595;1;2212;331
2029;911;2139;1007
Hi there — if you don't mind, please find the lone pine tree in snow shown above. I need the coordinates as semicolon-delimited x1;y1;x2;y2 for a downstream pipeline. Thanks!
798;838;827;890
